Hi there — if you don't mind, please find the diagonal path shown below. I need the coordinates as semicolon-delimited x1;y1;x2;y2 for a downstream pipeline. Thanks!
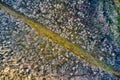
0;1;119;78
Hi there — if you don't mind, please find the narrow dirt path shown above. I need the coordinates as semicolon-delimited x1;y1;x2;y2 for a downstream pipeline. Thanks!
0;1;119;78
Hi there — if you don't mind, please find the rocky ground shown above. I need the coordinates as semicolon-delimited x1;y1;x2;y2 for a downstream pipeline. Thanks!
0;0;120;80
